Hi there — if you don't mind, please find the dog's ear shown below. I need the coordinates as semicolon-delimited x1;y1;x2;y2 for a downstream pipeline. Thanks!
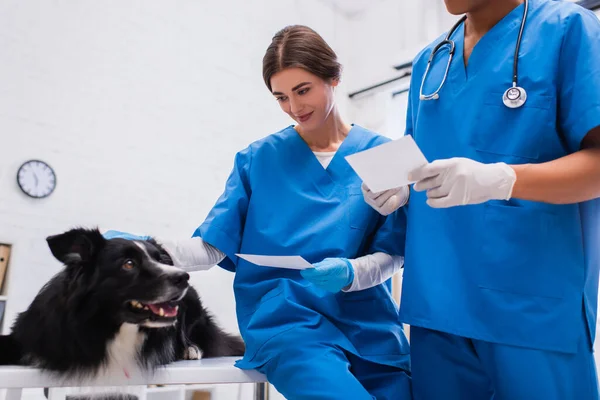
46;228;106;265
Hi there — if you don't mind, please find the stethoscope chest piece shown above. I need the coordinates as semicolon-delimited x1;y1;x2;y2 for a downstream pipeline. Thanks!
502;86;527;108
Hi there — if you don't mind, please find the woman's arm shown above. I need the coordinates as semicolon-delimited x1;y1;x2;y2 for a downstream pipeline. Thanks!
300;252;404;293
102;230;225;271
344;252;404;292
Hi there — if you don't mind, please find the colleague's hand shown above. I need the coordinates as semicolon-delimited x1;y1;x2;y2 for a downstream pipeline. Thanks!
300;258;355;293
102;230;151;241
409;157;516;208
361;183;409;216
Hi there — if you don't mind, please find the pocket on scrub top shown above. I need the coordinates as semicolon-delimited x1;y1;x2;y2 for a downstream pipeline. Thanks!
477;202;565;299
472;92;553;161
236;288;283;320
346;185;375;231
338;286;382;302
337;286;399;318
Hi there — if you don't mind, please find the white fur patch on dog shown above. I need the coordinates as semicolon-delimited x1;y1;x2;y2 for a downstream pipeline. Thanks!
134;242;184;275
104;323;146;379
184;345;202;360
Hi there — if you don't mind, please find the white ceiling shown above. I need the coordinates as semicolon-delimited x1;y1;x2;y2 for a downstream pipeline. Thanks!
317;0;385;17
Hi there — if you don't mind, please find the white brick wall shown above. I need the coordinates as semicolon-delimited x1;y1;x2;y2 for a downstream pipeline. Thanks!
343;0;458;141
343;0;457;93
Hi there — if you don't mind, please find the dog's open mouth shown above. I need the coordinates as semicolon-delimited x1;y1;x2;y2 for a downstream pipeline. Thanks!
129;300;179;318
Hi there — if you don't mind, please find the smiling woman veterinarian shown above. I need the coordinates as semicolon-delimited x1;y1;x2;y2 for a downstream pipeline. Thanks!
361;0;600;399
104;25;411;400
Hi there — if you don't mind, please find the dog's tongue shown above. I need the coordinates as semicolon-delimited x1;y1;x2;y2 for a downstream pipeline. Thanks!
148;303;178;318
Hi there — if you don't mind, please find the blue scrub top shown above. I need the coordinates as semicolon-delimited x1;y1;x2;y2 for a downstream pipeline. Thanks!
401;0;600;354
194;125;410;370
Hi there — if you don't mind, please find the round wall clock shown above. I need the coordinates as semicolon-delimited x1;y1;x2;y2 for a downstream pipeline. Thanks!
17;160;57;199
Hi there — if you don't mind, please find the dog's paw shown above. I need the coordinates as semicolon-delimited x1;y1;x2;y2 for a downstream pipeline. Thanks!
184;345;203;360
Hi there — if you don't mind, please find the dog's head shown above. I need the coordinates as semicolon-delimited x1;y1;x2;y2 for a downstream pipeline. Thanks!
46;228;190;328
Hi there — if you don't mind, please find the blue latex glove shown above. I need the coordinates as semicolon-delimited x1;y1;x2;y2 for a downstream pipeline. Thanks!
102;230;150;241
300;258;355;293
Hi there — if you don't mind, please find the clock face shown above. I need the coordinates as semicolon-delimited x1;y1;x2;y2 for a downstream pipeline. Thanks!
17;160;57;198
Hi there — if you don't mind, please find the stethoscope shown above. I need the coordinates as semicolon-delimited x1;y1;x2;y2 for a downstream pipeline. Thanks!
419;0;529;109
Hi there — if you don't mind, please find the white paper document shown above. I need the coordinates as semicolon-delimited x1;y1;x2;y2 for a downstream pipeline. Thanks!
344;135;428;193
235;254;314;270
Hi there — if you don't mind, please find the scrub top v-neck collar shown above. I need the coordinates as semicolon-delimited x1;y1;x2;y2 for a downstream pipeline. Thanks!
448;2;527;92
286;124;366;189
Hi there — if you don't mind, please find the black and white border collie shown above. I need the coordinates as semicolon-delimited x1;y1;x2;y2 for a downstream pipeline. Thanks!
0;228;244;381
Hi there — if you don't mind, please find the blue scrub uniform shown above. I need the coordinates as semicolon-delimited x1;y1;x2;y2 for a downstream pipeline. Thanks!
402;1;600;399
194;125;411;400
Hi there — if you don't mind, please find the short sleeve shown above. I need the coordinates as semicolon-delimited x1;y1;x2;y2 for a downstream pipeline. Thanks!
192;146;253;272
558;9;600;152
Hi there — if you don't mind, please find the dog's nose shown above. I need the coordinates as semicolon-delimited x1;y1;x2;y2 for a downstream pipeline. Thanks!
170;271;190;287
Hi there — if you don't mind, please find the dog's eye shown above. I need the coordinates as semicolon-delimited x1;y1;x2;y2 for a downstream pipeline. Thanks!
122;259;136;270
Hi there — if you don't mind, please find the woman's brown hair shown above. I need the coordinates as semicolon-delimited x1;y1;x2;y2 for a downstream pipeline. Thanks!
262;25;342;92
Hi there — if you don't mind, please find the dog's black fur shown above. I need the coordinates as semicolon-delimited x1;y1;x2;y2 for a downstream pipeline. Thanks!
0;228;244;378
